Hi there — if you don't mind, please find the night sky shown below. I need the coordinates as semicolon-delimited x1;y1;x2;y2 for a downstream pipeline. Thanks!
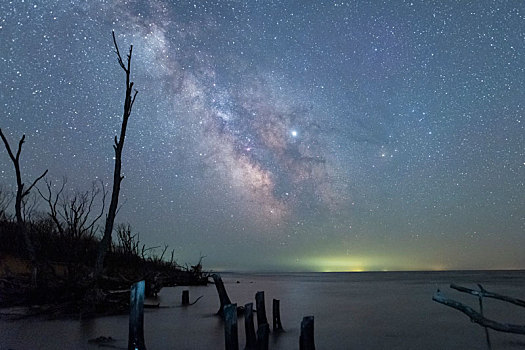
1;1;524;272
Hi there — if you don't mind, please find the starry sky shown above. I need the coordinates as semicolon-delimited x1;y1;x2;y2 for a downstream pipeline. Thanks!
1;1;524;272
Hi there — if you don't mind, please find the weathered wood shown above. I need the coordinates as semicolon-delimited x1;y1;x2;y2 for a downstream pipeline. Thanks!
224;303;239;350
433;290;525;334
300;316;315;350
244;303;257;350
272;299;284;332
95;31;139;278
450;283;525;308
477;291;492;350
212;273;232;316
255;291;268;328
128;280;146;350
182;290;189;306
256;323;269;350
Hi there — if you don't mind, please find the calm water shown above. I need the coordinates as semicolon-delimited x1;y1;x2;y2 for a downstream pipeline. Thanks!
2;271;525;349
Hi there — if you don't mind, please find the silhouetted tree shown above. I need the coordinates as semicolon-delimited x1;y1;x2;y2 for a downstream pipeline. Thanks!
94;32;138;277
37;177;106;239
0;128;48;285
0;185;13;220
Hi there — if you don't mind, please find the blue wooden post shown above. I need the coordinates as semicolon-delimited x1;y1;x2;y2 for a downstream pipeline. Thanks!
224;303;239;350
128;280;146;350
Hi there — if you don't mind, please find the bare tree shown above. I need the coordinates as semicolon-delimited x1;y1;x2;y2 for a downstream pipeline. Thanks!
0;128;48;285
21;191;40;223
115;223;140;257
37;177;66;236
0;185;14;220
37;177;106;239
94;32;138;277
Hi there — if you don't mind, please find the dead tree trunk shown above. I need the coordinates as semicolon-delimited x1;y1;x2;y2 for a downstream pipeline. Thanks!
182;290;189;306
95;31;138;278
244;303;257;350
224;303;239;350
212;273;232;316
0;129;47;286
300;316;315;350
272;299;284;332
255;291;268;329
256;323;269;350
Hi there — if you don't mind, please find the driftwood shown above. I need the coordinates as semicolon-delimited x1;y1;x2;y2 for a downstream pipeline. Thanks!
432;290;525;335
450;283;525;308
181;290;203;306
212;273;232;316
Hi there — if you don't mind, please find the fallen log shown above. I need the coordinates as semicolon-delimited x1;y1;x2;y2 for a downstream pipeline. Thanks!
432;290;525;335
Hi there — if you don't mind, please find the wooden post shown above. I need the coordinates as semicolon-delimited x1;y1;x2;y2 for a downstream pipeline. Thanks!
272;299;284;332
256;323;269;350
224;303;239;350
255;291;268;328
128;280;146;350
244;303;257;350
300;316;315;350
182;290;189;306
212;273;232;316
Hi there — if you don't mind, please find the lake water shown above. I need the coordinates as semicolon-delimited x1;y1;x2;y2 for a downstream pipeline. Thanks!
2;270;525;349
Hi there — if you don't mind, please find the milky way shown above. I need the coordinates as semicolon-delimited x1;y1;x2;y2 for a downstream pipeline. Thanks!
1;1;524;271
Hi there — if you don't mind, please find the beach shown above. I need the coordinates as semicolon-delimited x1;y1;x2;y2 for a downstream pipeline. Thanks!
2;270;525;349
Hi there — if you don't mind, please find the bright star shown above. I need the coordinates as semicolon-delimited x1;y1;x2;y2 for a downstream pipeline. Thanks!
291;130;298;137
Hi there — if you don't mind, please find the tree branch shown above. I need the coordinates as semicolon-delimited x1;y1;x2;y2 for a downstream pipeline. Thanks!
433;291;525;335
450;283;525;308
15;135;25;161
112;31;126;71
22;169;48;198
0;128;20;162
